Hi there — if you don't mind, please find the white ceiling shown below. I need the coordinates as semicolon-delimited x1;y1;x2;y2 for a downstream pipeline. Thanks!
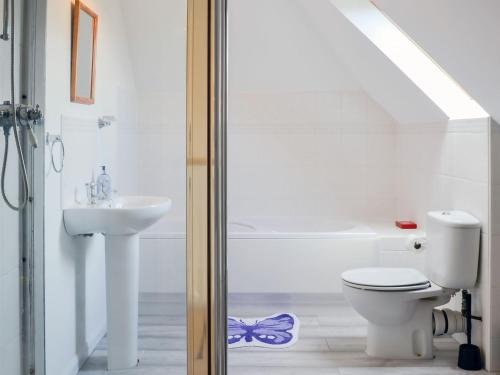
373;0;500;123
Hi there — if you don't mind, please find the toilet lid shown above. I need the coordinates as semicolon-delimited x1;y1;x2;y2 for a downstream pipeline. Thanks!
341;267;431;291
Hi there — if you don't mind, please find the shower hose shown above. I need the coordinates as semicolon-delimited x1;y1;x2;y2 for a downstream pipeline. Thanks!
1;0;30;211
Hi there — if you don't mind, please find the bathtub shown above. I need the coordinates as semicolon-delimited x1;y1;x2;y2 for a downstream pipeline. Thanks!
227;217;378;294
144;216;376;239
140;217;418;294
229;217;375;239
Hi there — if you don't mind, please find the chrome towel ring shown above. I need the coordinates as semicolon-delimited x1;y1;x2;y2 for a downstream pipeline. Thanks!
46;133;65;173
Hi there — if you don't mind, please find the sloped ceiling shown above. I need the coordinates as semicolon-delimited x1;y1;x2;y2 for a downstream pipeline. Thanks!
298;0;447;125
373;0;500;123
227;0;363;93
118;0;471;126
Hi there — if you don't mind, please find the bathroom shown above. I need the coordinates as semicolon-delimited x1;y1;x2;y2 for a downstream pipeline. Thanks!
1;0;500;374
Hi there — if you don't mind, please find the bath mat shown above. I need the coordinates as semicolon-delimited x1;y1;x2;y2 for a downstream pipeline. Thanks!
228;312;300;349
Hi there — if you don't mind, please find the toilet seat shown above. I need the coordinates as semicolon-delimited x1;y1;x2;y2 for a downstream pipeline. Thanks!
341;267;431;291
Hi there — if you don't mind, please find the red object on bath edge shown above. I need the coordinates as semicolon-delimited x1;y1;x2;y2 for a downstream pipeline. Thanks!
395;220;418;229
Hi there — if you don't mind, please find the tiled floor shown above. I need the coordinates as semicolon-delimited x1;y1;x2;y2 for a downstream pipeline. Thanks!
78;294;485;375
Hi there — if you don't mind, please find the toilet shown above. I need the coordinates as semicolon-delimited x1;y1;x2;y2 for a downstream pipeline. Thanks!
342;211;481;359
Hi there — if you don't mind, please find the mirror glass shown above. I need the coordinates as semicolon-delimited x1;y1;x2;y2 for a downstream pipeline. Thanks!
71;0;97;104
76;11;94;99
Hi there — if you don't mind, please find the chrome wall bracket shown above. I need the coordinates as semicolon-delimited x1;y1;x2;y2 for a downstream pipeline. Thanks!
1;0;9;41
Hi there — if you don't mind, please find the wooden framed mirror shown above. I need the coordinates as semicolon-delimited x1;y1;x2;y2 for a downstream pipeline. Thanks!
71;0;98;104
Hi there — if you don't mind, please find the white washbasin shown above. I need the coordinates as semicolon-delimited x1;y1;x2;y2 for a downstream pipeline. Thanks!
63;196;172;236
63;195;172;370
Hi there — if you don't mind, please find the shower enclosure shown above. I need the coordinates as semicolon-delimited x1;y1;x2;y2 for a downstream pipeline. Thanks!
0;0;45;374
3;0;258;374
3;1;226;373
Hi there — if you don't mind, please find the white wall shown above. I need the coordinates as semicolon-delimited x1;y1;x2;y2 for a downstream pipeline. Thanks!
118;0;186;217
0;0;23;372
488;119;500;370
44;1;137;374
229;91;397;220
119;0;187;294
228;0;398;222
396;120;489;227
395;118;490;363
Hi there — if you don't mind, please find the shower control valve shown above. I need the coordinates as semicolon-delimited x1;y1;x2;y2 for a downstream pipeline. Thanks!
0;102;44;128
16;104;43;124
0;101;13;117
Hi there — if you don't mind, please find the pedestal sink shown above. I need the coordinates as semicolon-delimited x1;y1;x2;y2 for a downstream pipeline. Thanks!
63;196;172;370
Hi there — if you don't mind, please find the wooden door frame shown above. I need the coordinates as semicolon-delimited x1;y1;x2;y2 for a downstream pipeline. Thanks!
186;0;227;374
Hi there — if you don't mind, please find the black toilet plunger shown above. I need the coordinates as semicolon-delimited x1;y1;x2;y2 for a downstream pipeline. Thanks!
458;290;482;371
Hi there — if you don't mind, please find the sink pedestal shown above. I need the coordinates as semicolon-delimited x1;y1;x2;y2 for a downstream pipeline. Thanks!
105;234;140;370
63;196;172;369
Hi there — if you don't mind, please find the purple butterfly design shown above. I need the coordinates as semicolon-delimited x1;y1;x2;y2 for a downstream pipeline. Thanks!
227;313;299;348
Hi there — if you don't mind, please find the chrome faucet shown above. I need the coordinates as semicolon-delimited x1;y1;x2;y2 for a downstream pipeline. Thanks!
85;180;97;205
86;169;98;205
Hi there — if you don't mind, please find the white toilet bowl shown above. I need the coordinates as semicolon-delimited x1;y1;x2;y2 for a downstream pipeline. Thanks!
342;267;455;359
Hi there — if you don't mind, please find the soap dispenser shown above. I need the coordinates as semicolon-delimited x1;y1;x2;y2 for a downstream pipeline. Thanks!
97;165;112;200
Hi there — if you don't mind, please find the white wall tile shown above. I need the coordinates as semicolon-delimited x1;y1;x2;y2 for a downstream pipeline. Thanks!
396;119;490;229
228;91;398;222
453;132;489;182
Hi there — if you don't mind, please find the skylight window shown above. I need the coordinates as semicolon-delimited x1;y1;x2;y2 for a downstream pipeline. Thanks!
330;0;488;120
